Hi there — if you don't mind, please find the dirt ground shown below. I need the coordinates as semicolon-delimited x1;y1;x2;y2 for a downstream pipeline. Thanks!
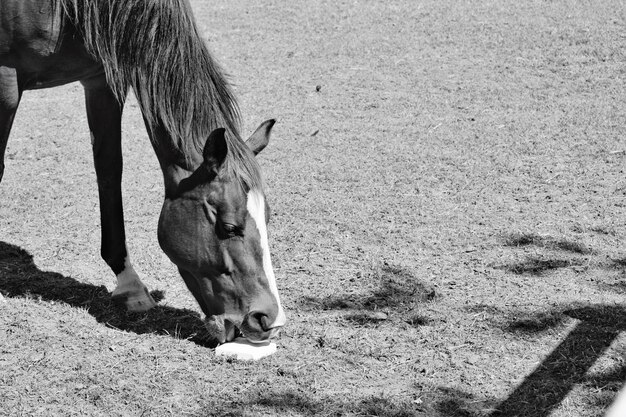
1;0;625;416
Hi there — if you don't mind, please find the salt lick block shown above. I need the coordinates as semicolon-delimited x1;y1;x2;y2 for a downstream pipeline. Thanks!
215;337;277;361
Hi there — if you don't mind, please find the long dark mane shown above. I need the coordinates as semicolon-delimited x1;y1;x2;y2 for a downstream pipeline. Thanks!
61;0;262;190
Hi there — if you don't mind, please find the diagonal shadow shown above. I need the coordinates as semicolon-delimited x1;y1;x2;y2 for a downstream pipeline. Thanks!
0;241;216;347
490;304;626;417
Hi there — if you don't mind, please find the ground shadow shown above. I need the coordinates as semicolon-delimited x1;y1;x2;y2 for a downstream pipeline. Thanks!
0;241;215;347
254;391;418;416
498;232;594;276
488;304;626;416
301;264;437;326
429;304;626;416
503;233;593;255
497;233;626;280
611;258;626;268
587;364;626;410
465;304;569;335
500;257;577;275
199;390;423;416
504;310;567;333
429;387;492;417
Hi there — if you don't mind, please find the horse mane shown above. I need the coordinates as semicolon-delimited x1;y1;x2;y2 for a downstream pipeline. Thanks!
61;0;263;191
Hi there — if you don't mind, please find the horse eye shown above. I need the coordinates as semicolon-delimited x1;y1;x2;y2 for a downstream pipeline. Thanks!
221;222;242;238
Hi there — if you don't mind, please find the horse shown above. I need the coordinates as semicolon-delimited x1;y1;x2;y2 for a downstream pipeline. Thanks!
0;0;286;344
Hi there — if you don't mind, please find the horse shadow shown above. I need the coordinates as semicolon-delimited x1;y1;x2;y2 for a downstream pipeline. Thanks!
0;241;216;347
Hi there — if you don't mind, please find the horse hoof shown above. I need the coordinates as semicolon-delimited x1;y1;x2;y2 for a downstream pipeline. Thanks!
112;286;157;312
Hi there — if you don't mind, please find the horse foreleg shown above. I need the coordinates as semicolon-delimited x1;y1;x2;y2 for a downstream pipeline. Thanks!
82;76;156;312
0;67;20;301
0;66;21;183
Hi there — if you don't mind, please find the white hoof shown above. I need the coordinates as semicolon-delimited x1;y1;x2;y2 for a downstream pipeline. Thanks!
113;256;157;312
112;284;157;312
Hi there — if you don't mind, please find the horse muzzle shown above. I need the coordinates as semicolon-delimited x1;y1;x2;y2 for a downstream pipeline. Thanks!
204;314;237;344
204;311;283;344
238;310;283;343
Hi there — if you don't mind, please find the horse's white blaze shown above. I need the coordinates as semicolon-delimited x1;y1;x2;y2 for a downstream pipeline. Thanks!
247;189;286;328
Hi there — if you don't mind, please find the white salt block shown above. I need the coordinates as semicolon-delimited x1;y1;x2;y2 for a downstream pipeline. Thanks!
215;337;277;361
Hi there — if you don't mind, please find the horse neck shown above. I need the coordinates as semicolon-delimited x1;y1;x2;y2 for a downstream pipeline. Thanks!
146;124;204;199
64;0;241;176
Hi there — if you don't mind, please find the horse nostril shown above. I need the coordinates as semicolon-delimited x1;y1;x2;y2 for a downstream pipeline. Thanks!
241;310;285;342
248;311;270;332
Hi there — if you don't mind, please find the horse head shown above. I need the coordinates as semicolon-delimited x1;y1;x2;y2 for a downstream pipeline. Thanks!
157;120;285;344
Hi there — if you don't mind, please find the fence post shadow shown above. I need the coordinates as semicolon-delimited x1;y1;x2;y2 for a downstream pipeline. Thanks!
490;305;626;417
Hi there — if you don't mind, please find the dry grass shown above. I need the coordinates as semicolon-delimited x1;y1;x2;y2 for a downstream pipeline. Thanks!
1;0;626;416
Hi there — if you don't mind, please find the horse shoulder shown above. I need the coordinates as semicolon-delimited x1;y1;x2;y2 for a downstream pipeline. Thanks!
0;0;64;59
1;0;103;90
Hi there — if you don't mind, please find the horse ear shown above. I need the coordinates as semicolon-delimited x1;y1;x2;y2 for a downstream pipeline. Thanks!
203;128;228;171
246;119;275;155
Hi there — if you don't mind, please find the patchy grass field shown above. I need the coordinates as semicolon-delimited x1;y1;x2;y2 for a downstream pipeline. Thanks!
1;0;626;416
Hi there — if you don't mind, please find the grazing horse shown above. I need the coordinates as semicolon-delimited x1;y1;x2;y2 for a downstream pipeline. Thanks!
0;0;286;343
